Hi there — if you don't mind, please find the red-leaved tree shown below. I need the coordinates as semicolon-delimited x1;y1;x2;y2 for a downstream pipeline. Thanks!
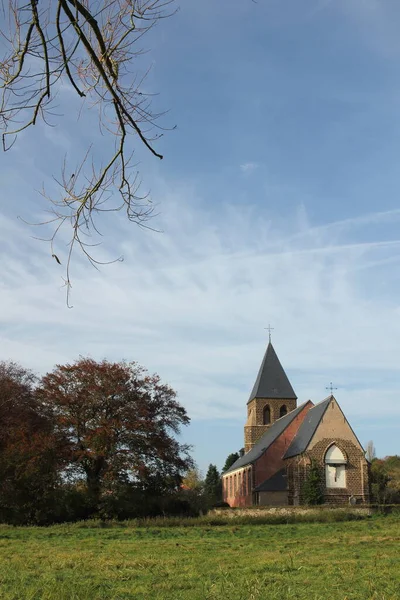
0;362;63;524
37;358;193;512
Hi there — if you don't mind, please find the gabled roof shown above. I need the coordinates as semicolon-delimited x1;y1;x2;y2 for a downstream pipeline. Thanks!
254;468;287;492
225;401;312;474
247;342;297;404
283;396;332;459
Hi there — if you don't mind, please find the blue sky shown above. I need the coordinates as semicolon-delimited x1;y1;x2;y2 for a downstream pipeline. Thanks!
2;0;400;474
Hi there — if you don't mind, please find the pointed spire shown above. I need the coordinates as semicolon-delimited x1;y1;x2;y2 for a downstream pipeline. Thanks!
247;342;297;403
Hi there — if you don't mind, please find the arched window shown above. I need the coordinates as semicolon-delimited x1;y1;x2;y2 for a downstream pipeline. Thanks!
263;405;271;425
280;405;287;418
325;444;347;488
234;473;237;494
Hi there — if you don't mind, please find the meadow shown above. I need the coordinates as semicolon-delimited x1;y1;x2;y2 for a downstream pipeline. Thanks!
1;513;400;600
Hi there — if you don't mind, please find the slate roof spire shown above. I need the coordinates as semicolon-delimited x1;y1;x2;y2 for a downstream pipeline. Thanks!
247;342;297;404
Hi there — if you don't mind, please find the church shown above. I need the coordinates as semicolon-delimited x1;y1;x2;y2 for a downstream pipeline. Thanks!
222;341;370;506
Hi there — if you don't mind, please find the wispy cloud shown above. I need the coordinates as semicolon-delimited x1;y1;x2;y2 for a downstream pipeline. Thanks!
2;186;400;431
240;162;259;174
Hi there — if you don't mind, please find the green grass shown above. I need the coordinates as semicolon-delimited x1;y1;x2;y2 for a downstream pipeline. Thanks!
1;515;400;599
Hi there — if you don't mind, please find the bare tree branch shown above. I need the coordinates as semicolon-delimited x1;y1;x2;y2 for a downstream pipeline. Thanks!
0;0;175;302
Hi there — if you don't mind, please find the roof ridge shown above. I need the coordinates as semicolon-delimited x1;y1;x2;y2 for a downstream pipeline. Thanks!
316;394;336;404
224;401;312;474
305;396;333;411
283;396;332;459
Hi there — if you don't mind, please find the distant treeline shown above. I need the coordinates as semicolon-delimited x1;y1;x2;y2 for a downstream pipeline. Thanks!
370;455;400;504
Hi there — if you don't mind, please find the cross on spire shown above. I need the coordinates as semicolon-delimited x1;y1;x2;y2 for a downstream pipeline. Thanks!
264;324;274;343
326;382;337;395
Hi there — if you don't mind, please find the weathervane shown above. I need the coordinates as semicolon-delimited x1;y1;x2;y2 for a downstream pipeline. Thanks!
264;324;274;343
326;382;338;395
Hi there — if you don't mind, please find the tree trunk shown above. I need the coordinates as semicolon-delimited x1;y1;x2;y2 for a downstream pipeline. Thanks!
85;457;105;512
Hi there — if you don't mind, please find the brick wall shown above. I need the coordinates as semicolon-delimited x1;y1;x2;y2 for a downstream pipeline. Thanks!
244;397;297;452
222;466;254;507
258;491;288;506
286;398;370;505
287;438;370;505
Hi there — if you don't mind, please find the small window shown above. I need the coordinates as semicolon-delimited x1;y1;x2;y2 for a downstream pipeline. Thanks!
263;405;271;425
325;444;347;488
280;405;287;418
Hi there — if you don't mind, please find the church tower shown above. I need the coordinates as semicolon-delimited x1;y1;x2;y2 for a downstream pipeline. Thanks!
244;342;297;453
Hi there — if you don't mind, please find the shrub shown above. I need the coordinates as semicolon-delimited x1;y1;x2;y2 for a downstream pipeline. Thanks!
302;461;324;505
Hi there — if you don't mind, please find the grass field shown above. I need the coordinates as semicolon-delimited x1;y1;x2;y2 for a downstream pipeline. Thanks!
1;514;400;600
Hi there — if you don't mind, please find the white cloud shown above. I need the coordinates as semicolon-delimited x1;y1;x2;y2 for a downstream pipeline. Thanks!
1;186;400;432
240;162;259;174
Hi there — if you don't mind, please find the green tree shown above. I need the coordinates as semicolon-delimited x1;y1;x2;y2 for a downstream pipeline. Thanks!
382;456;400;503
222;452;240;473
370;459;391;504
302;461;324;505
204;464;222;506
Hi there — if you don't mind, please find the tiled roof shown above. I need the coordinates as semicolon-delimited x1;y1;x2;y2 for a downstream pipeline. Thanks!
248;342;297;403
283;396;332;459
254;468;287;492
225;401;311;474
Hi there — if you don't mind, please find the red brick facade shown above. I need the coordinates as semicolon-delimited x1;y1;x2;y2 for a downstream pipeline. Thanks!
222;402;312;507
253;402;312;489
222;465;254;507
